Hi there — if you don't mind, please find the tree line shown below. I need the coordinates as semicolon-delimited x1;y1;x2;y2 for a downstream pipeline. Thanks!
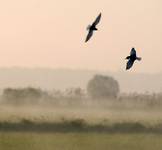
1;74;162;106
0;74;120;105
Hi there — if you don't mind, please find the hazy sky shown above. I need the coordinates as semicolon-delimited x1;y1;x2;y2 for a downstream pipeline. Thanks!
0;0;161;73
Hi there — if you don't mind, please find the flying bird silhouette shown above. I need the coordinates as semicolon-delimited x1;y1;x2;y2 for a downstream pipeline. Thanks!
125;48;141;70
85;13;101;42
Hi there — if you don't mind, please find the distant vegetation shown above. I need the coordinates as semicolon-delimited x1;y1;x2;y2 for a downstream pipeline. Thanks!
0;74;162;107
87;74;120;99
2;87;50;105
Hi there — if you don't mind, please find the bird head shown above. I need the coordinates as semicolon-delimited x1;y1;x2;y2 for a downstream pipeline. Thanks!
126;56;130;59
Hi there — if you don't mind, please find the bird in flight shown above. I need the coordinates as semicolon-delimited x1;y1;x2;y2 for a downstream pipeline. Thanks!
85;13;102;42
125;48;142;70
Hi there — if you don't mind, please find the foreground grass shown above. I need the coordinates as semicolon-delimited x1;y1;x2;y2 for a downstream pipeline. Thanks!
0;105;162;149
0;132;162;150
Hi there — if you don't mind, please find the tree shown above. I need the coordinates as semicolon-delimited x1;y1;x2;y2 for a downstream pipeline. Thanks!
65;87;85;100
87;74;120;99
2;87;43;105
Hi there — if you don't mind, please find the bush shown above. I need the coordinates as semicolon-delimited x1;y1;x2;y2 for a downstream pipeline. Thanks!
2;87;44;105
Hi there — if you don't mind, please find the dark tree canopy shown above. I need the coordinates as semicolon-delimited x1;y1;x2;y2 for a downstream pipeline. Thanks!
87;74;120;99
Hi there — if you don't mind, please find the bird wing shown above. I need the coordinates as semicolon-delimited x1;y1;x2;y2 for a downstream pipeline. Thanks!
126;59;134;70
92;13;101;26
130;48;136;57
85;30;93;42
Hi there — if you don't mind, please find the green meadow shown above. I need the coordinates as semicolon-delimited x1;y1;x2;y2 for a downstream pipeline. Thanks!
0;104;162;150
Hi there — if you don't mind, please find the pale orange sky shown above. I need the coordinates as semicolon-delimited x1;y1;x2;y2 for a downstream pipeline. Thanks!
0;0;161;73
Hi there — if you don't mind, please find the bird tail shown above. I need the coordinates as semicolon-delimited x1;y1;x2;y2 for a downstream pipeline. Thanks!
86;25;91;30
136;57;142;61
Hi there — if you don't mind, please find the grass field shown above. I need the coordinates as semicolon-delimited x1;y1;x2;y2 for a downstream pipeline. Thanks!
0;132;162;150
0;102;162;150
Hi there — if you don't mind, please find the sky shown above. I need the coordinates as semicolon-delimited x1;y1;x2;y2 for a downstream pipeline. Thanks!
0;0;161;73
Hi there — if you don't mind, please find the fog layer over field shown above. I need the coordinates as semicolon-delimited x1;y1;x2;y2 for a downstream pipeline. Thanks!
0;72;161;133
0;68;161;92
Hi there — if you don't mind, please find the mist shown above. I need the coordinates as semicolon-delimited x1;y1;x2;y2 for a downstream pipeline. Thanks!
0;68;161;93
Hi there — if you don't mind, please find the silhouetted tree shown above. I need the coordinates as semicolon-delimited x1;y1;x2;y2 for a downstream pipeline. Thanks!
2;87;44;105
87;74;120;99
65;87;85;100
